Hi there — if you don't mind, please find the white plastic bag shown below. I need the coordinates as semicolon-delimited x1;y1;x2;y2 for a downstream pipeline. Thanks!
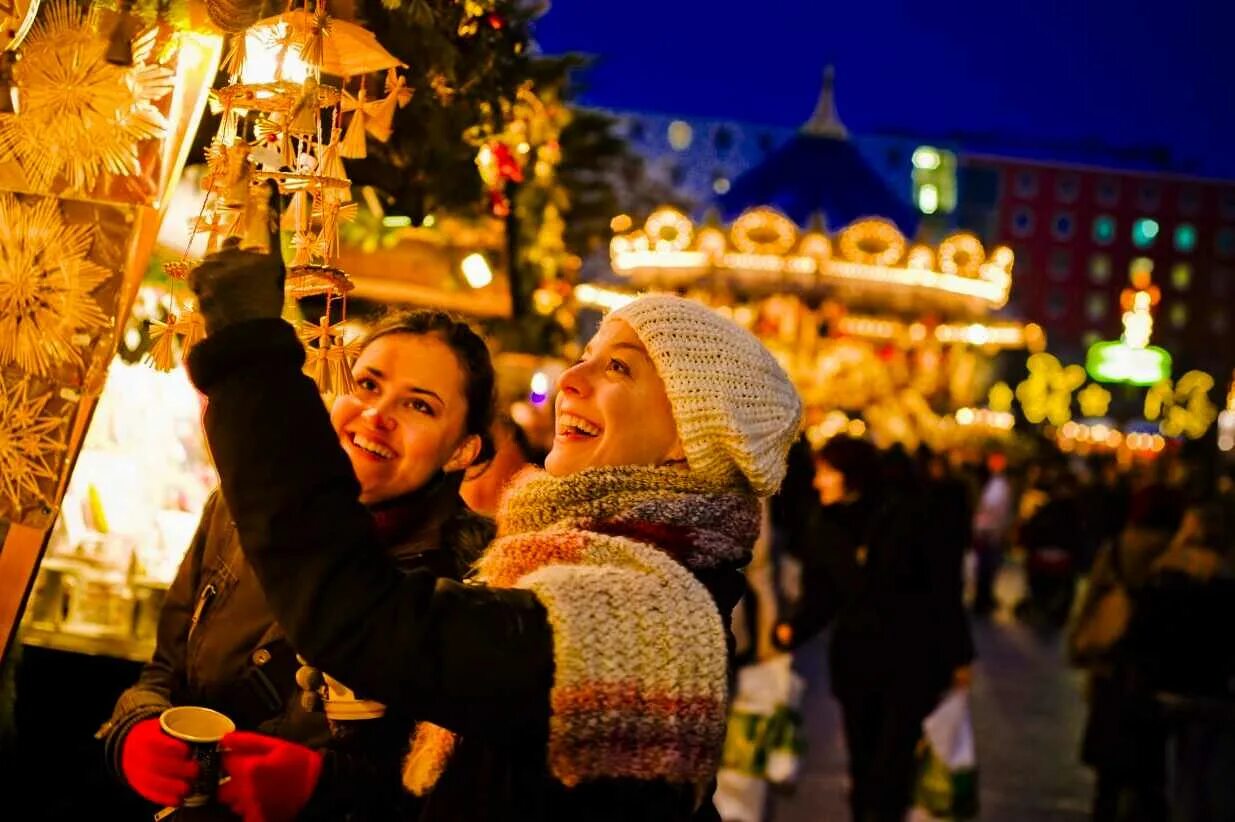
910;689;979;820
714;654;807;822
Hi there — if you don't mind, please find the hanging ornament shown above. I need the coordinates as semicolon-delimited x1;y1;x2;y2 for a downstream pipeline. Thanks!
340;82;368;158
146;314;180;372
175;310;206;356
221;31;247;79
0;195;110;378
0;1;174;191
0;374;70;517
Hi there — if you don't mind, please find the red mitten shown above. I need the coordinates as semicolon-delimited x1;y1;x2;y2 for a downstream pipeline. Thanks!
218;731;323;822
120;717;199;807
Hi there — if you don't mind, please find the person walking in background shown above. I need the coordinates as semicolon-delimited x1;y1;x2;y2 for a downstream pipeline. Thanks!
775;437;973;822
1069;470;1186;822
1019;461;1085;627
972;452;1014;616
181;240;805;822
98;309;498;820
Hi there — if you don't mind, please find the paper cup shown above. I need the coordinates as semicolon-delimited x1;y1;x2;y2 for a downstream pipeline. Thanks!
159;706;235;807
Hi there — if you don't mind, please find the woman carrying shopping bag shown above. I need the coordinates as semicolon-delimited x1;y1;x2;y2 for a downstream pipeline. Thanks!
775;437;974;822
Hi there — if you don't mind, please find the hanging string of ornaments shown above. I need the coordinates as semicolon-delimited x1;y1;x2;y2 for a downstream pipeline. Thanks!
157;0;410;398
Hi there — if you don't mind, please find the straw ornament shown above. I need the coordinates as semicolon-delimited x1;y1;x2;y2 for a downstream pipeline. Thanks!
0;375;70;517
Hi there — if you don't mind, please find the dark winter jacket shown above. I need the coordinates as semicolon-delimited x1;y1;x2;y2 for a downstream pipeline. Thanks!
784;493;974;701
99;454;491;819
185;318;737;822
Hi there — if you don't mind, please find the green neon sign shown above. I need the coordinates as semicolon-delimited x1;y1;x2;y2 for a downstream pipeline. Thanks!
1086;341;1171;386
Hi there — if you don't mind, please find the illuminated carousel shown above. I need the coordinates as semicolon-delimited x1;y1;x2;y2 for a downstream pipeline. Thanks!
586;78;1039;450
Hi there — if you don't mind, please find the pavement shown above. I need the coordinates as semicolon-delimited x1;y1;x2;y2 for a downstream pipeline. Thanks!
769;617;1095;821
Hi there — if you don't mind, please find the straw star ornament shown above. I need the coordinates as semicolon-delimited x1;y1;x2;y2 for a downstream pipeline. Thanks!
0;194;111;378
0;375;69;515
0;0;175;191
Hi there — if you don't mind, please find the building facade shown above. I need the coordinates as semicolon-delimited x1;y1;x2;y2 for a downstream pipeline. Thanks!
954;156;1235;372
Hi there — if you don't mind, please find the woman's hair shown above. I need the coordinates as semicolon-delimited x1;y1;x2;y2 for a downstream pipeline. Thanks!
360;310;497;467
816;435;884;500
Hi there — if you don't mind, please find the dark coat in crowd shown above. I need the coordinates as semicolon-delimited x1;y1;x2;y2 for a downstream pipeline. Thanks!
100;471;491;820
185;319;745;822
785;492;974;702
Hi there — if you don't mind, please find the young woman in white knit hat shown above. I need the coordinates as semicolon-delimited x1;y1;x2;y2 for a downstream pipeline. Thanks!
176;238;802;821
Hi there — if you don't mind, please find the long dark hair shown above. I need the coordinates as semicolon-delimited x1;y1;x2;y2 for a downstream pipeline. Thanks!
360;310;497;468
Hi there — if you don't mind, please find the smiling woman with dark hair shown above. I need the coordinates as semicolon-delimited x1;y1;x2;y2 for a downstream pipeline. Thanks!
99;307;497;821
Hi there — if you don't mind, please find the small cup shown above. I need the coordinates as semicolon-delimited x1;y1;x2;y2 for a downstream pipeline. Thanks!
159;706;235;807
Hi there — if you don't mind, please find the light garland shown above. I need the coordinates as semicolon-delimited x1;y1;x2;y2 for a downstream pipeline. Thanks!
731;207;796;255
644;206;693;252
938;232;984;278
836;218;905;267
610;207;1014;311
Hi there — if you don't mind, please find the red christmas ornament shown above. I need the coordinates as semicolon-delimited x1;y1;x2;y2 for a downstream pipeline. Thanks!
488;188;510;217
491;141;524;183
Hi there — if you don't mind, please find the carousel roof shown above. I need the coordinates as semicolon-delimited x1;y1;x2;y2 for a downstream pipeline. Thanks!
715;68;919;236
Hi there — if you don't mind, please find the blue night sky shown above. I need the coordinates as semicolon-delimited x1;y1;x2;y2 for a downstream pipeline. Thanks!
533;1;1235;179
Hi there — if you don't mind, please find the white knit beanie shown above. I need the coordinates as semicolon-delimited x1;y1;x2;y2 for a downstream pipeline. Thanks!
609;295;803;497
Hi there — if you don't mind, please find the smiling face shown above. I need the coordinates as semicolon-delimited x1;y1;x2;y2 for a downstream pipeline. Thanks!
544;318;685;478
329;333;480;504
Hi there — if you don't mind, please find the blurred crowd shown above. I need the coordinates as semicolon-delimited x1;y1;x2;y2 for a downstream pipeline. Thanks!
732;434;1235;822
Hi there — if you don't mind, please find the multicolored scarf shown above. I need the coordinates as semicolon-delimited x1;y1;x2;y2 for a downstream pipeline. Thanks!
403;465;759;793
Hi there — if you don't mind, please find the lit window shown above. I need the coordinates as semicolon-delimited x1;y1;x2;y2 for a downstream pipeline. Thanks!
1056;174;1080;203
712;176;731;195
1086;293;1108;321
912;147;941;169
1047;289;1068;319
1169;303;1187;328
1174;223;1197;253
1052;213;1075;240
1171;263;1191;290
1050;248;1071;281
1217;227;1235;257
911;146;957;214
1014;170;1039;197
668;120;693;151
1092;215;1116;245
1097;177;1120;206
1178;187;1200;214
1130;257;1155;279
1139;183;1161;211
1089;254;1111;284
1012;207;1035;237
1132;218;1160;248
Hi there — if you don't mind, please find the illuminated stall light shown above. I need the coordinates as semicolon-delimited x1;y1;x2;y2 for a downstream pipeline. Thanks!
574;283;635;312
461;253;493;288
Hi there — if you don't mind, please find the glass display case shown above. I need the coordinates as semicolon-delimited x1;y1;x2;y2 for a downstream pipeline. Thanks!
20;353;216;661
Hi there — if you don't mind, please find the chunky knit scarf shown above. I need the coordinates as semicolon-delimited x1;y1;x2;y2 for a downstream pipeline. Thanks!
403;465;759;794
